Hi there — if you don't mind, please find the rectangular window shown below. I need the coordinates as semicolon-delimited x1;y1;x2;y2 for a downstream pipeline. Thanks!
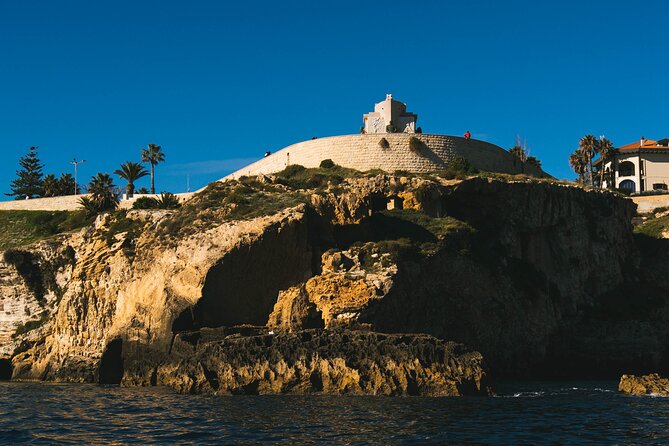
652;183;668;191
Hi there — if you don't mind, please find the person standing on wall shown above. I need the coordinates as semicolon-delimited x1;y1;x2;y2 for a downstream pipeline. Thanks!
464;131;471;140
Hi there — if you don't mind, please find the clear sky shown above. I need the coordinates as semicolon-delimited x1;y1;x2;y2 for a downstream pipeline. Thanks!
1;0;668;194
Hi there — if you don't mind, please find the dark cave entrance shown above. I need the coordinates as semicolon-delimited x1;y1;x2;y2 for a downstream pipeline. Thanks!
98;338;124;385
172;218;317;333
0;358;12;380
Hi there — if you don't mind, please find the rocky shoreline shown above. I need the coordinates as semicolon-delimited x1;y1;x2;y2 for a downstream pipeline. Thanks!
1;173;669;396
120;328;492;396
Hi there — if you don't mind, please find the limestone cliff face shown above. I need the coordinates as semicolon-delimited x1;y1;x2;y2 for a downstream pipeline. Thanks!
0;235;76;358
11;205;316;382
2;173;667;391
265;177;669;377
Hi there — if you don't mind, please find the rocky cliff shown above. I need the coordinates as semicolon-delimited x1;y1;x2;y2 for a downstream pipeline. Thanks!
2;169;668;393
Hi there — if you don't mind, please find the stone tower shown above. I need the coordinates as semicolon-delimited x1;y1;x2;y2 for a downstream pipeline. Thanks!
362;94;418;134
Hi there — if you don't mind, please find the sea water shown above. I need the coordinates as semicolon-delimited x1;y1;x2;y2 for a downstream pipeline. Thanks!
1;381;668;444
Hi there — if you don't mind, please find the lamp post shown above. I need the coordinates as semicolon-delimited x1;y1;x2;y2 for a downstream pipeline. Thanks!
70;158;86;196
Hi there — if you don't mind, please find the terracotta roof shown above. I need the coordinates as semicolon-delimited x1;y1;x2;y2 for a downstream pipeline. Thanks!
617;138;669;151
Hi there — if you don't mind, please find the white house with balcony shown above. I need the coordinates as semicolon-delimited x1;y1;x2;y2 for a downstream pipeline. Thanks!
597;137;669;193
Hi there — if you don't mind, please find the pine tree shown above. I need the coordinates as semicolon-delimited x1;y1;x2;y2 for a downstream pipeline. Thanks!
7;146;44;199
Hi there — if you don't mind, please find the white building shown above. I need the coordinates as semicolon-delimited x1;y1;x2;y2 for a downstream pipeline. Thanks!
598;137;669;193
362;94;418;134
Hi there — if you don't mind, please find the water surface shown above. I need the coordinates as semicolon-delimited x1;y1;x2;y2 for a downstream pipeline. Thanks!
1;381;667;444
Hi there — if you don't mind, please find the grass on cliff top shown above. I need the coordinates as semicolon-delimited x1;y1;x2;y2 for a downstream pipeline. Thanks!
349;210;475;268
274;164;374;190
157;164;385;240
0;210;90;251
635;214;669;238
372;209;473;241
157;179;310;240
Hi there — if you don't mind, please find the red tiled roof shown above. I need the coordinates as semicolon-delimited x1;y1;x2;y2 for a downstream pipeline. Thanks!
617;139;669;152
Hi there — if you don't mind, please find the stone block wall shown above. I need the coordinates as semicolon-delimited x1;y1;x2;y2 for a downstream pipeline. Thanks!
226;134;544;179
0;193;195;212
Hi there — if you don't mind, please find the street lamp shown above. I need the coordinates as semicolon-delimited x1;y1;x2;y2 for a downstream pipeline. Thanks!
70;158;86;196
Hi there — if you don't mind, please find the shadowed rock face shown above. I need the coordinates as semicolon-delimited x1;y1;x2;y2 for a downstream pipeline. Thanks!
122;329;493;397
268;178;669;378
172;218;316;332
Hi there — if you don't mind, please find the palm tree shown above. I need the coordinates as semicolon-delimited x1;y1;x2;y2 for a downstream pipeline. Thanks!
579;134;599;186
87;173;119;212
141;144;165;194
114;161;149;198
569;149;588;184
597;137;616;189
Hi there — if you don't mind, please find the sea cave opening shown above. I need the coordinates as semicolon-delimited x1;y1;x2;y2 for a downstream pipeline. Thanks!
98;338;124;385
172;220;316;333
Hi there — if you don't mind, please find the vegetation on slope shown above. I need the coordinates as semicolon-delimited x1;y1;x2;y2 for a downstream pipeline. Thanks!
345;209;475;271
0;210;90;250
635;209;669;238
157;178;308;241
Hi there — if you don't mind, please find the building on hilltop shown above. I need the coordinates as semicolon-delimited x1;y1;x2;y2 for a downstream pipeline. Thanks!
597;137;669;193
363;94;418;134
222;96;548;182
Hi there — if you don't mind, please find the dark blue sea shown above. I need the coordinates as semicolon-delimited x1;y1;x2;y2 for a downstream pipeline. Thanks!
1;381;668;444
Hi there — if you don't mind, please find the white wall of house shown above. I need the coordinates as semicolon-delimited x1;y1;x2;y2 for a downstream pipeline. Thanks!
641;153;669;191
605;154;641;191
603;152;669;193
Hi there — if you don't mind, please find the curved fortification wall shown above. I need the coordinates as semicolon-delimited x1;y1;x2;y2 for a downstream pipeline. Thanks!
227;134;544;179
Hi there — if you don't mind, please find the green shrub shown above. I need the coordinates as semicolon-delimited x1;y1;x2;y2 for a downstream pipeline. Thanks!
319;159;335;169
78;196;101;217
132;196;159;209
448;156;471;173
156;192;181;209
280;164;307;178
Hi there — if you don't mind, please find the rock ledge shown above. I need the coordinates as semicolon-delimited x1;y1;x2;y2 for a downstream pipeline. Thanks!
619;373;669;396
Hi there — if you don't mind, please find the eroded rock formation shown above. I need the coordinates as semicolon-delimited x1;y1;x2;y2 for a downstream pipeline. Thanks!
123;329;492;396
1;173;668;394
619;373;669;396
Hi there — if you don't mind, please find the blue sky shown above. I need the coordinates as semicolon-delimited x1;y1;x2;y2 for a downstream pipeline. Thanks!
1;0;668;194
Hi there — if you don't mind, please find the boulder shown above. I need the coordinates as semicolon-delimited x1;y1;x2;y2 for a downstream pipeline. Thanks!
619;373;669;396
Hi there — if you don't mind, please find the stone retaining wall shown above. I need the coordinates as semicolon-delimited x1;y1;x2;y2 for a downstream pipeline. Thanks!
632;194;669;213
226;134;544;179
0;193;194;212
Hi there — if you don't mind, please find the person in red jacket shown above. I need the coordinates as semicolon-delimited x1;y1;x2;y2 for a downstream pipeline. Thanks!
464;131;471;139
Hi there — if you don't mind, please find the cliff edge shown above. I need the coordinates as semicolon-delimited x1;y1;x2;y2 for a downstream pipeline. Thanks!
1;167;668;394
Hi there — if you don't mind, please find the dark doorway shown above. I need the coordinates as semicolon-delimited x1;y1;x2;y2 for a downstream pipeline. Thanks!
99;338;124;385
0;358;12;380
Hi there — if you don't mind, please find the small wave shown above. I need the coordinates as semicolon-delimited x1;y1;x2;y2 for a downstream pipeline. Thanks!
499;391;546;398
564;387;615;393
499;386;616;398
